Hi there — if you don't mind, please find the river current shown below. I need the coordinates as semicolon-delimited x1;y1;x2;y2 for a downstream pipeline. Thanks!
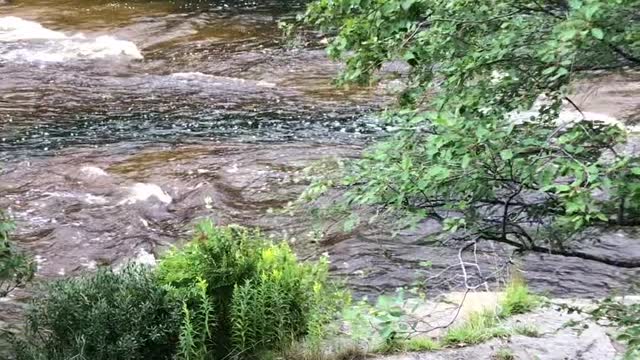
1;0;639;327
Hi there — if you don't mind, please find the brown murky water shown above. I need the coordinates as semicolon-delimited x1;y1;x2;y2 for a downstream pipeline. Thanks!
1;1;639;334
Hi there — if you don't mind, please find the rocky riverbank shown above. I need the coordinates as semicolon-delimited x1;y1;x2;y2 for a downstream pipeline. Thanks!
372;293;637;360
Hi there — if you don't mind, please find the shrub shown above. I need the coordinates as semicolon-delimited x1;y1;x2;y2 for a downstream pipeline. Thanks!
158;222;267;358
0;212;34;297
231;242;332;354
342;288;421;349
177;277;216;360
157;221;342;359
16;265;181;360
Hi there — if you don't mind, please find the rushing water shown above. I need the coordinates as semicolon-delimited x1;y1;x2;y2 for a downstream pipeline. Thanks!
0;0;639;328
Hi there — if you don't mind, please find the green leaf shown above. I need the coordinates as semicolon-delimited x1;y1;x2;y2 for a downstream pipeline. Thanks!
427;165;450;179
403;51;416;61
591;28;604;40
584;4;599;20
556;67;569;77
500;149;514;161
461;155;472;169
560;28;578;40
401;0;415;11
476;127;490;139
380;326;395;340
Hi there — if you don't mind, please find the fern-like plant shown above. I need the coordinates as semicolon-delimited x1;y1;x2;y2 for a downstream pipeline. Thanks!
178;278;216;360
230;242;329;355
158;221;343;359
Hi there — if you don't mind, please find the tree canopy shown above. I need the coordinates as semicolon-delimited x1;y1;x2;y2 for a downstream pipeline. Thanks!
300;0;640;264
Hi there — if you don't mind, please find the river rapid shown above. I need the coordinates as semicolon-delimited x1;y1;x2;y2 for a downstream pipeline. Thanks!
1;0;639;327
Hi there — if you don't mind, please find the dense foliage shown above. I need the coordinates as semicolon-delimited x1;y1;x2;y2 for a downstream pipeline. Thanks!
16;265;181;360
157;221;341;359
0;212;34;297
300;0;640;262
14;222;341;360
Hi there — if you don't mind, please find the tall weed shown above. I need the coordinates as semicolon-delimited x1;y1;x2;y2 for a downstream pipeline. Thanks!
158;221;343;359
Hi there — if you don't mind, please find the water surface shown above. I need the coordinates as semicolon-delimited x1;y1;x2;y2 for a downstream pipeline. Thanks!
0;0;639;316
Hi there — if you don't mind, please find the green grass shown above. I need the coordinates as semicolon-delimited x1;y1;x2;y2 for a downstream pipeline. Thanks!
492;348;516;360
443;310;510;346
373;337;442;354
441;280;540;348
513;324;541;337
373;341;398;354
404;337;442;351
498;279;541;318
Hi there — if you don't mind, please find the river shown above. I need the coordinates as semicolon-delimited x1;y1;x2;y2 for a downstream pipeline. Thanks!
1;0;639;322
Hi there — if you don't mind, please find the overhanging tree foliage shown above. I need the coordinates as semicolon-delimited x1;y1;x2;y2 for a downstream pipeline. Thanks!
299;0;640;265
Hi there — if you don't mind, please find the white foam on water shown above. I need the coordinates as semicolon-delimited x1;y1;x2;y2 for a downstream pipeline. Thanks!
170;72;276;88
82;260;98;270
80;166;109;178
510;98;637;133
119;183;172;205
0;16;68;41
171;72;220;78
0;16;143;62
84;194;108;205
134;248;156;267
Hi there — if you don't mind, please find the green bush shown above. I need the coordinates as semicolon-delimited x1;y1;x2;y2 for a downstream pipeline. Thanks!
157;221;341;359
12;222;341;360
158;222;265;357
403;337;441;352
0;212;34;297
231;241;331;354
16;265;182;360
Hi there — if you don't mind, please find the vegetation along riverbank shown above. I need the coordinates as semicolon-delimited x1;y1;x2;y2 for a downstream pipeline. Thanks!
0;0;639;359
